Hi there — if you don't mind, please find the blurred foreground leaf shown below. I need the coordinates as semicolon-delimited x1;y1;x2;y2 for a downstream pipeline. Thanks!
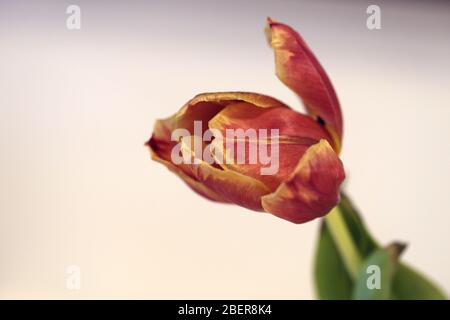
352;243;405;300
314;193;447;300
392;263;446;300
314;222;352;299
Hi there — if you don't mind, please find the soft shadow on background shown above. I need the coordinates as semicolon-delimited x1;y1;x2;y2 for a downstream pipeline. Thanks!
0;0;449;298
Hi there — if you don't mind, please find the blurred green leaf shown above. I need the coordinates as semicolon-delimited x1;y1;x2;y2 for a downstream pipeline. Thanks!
314;192;447;300
314;193;378;299
392;263;447;300
314;222;352;299
337;193;378;256
352;243;405;300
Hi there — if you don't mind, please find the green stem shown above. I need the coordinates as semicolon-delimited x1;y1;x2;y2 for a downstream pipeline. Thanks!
325;205;362;280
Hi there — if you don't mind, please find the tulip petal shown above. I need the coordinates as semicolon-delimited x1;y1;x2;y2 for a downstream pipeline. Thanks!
150;92;290;141
262;139;345;224
266;18;343;151
180;136;272;211
209;102;333;190
149;151;230;203
184;160;272;211
176;92;290;130
146;92;284;206
187;92;290;109
147;119;229;202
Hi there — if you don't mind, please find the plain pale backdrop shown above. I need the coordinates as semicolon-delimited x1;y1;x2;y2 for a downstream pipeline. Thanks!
1;0;449;298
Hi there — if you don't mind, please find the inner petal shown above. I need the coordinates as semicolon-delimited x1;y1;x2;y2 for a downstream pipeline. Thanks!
208;102;333;190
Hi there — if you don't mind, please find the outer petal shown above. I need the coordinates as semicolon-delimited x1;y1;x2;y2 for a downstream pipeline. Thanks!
185;92;289;109
148;92;287;150
146;91;287;165
180;136;271;211
146;92;284;206
175;91;290;132
148;150;230;203
147;119;229;202
266;18;343;152
208;102;333;191
183;159;271;211
261;139;345;224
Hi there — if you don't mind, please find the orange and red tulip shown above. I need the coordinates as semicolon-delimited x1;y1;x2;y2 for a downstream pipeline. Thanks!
146;19;345;224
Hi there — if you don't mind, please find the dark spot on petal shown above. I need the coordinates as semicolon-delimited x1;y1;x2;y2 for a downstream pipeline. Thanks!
316;116;326;126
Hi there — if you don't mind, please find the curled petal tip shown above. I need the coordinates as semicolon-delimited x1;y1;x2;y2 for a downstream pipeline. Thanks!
266;20;343;151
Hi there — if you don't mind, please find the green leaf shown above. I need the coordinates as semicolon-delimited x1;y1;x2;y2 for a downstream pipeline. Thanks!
337;193;378;256
314;192;447;300
314;222;352;299
314;193;379;299
341;193;447;299
352;243;405;300
392;263;447;300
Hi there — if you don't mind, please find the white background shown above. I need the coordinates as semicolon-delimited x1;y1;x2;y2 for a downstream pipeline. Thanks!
0;0;449;298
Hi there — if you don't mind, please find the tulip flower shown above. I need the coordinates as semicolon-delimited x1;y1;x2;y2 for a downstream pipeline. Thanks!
146;18;345;224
